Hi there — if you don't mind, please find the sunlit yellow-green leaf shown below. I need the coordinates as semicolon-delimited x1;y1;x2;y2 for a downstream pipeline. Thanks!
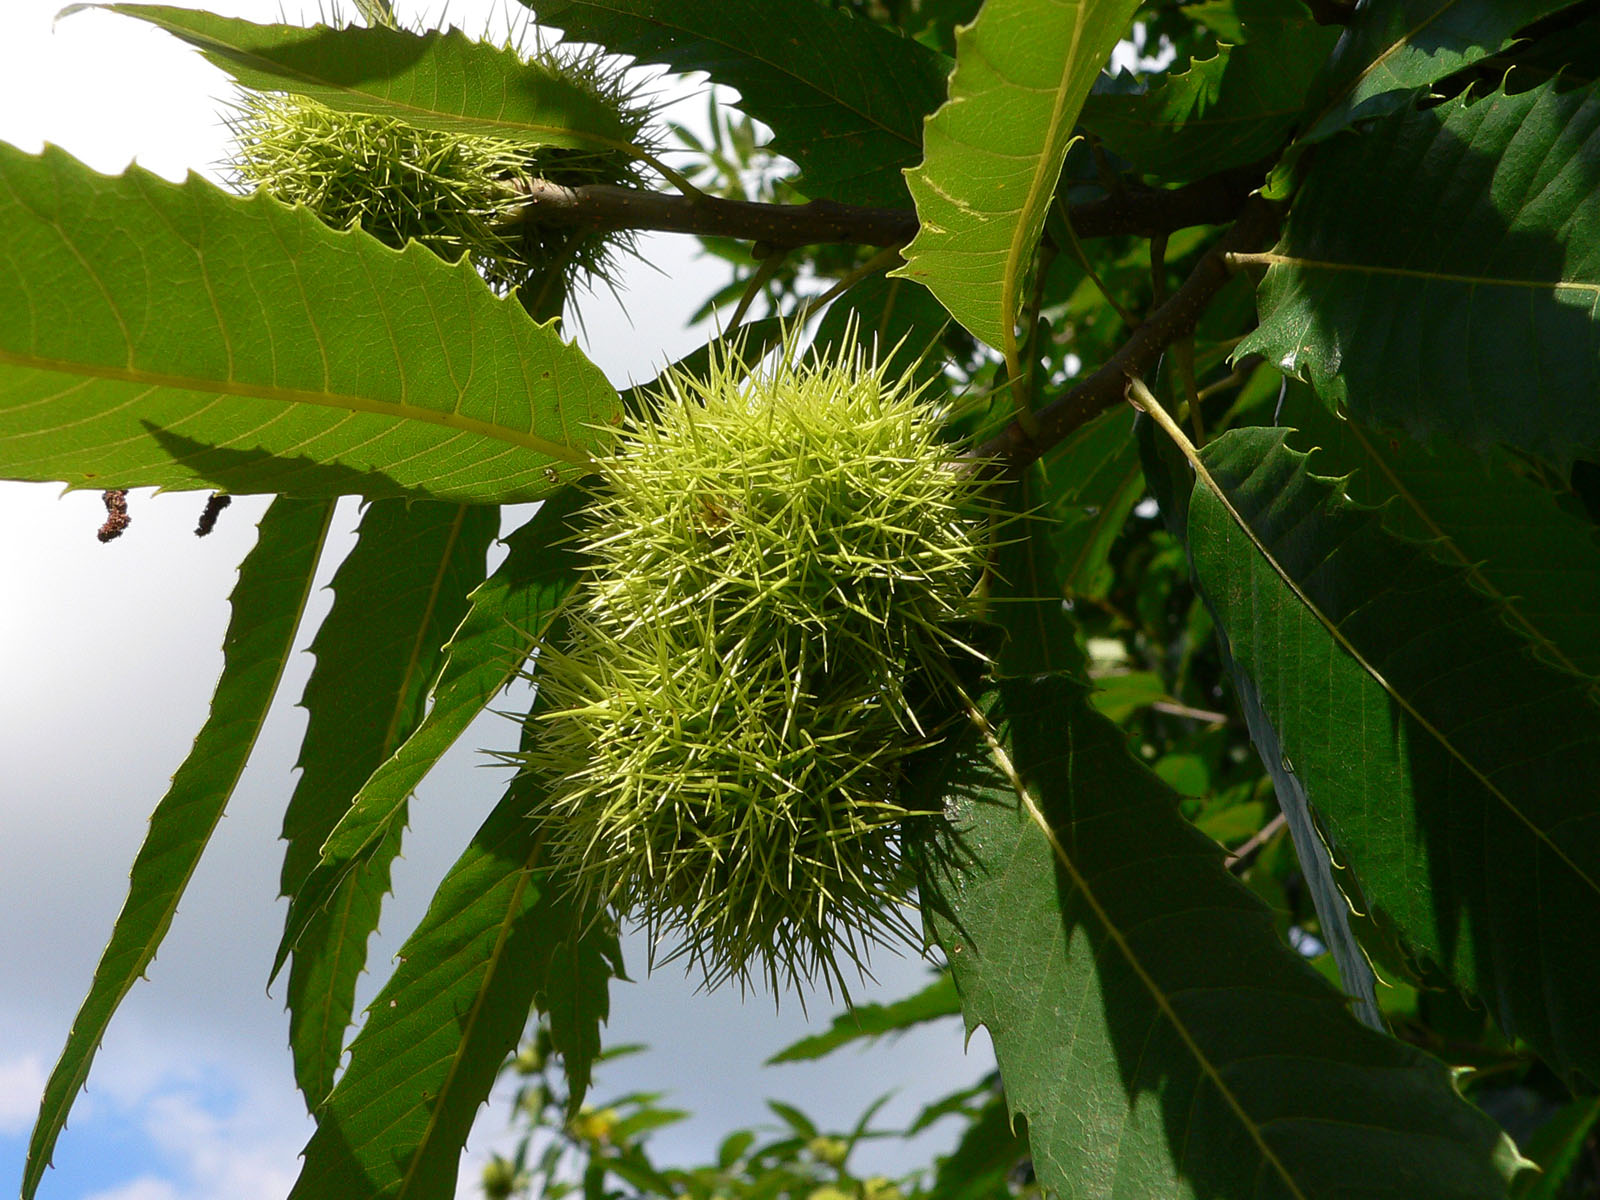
894;0;1141;362
0;144;619;501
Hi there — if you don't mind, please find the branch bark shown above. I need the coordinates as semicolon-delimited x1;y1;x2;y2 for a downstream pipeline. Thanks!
503;164;1264;250
971;196;1283;471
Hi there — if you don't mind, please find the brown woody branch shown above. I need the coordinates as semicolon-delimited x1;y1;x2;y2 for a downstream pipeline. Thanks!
972;195;1284;471
503;163;1264;251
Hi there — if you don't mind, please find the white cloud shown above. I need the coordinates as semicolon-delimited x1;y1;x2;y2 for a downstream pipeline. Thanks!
138;1089;300;1200
68;1066;304;1200
0;1054;46;1135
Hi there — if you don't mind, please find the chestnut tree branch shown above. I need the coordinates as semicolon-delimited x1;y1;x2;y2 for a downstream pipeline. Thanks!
503;163;1264;250
971;196;1284;471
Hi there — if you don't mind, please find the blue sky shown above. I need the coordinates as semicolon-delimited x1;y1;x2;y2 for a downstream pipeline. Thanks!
0;3;995;1197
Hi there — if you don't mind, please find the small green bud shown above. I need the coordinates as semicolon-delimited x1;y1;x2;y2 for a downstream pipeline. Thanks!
481;1155;525;1200
807;1136;850;1167
569;1105;620;1145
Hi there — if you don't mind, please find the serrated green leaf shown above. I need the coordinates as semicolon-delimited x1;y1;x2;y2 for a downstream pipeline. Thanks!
287;746;613;1200
1238;84;1600;466
1513;1094;1600;1200
1185;425;1600;1083
894;0;1142;362
23;498;334;1200
527;0;949;206
99;5;636;151
272;489;586;1014
1227;654;1385;1030
991;466;1087;678
1282;386;1600;680
1301;0;1579;141
916;674;1519;1199
765;973;959;1064
926;1096;1024;1200
1138;403;1383;1029
1041;405;1143;601
0;144;619;500
1080;1;1337;178
279;499;498;1109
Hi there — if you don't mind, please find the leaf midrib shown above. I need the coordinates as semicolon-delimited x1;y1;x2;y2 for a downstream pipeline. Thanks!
1000;2;1092;373
967;699;1310;1200
389;834;545;1198
1307;0;1472;130
1239;251;1600;294
0;348;595;465
1138;392;1600;903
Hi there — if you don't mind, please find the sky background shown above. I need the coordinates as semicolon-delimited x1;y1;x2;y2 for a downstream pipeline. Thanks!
0;4;994;1198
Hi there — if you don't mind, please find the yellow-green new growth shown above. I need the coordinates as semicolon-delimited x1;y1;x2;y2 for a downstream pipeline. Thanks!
530;339;991;995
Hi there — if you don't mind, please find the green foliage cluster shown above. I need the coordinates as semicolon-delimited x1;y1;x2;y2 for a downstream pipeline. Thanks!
7;0;1600;1197
478;982;1025;1200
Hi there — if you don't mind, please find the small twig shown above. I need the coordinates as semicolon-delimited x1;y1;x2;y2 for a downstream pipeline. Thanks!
970;197;1283;472
789;244;905;325
726;249;787;331
1053;197;1136;328
503;163;1266;252
1226;813;1288;873
1150;699;1229;724
1196;357;1262;402
97;489;130;543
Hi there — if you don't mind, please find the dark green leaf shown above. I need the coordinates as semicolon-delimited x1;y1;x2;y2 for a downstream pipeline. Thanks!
287;743;613;1199
272;489;588;1075
1041;405;1143;601
1224;652;1384;1030
991;466;1087;678
895;0;1143;358
1081;1;1337;178
1282;386;1600;680
279;500;498;1108
100;5;638;150
1186;425;1600;1083
1513;1094;1600;1200
1241;83;1600;465
765;973;959;1064
527;0;949;206
23;498;334;1200
916;674;1520;1198
0;144;618;500
1302;0;1580;141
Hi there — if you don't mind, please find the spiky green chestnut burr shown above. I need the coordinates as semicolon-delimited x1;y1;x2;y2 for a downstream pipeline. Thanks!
530;339;991;994
224;47;653;295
